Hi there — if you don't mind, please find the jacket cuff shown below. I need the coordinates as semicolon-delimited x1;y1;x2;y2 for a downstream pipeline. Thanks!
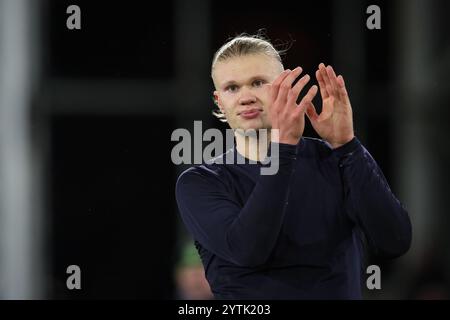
331;137;363;159
269;142;298;160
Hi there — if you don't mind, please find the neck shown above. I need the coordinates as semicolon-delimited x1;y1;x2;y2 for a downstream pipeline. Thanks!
234;129;271;162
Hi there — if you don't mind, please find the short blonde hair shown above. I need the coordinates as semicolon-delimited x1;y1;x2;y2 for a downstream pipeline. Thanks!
211;33;285;122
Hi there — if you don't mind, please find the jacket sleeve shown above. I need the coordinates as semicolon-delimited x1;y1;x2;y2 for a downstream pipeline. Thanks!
175;143;298;267
333;137;412;259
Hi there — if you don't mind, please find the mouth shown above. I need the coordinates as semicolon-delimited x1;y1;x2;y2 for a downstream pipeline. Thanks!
238;108;263;119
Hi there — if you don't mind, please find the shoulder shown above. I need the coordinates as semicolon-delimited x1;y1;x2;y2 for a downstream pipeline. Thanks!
176;164;224;186
176;149;233;193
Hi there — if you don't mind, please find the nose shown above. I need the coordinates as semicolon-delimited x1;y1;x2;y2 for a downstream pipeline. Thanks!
238;87;257;105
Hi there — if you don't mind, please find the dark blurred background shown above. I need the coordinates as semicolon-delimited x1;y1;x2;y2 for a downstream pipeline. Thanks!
0;0;449;299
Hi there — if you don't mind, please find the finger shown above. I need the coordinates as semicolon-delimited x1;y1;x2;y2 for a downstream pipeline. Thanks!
317;98;334;122
276;66;303;104
299;85;318;108
336;75;351;105
319;63;332;88
319;63;334;96
270;69;292;102
287;74;310;106
315;69;329;99
326;65;339;96
305;102;319;122
295;85;318;117
270;69;291;102
323;65;336;97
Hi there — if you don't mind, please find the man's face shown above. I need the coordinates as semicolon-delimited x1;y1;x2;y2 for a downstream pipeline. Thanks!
213;54;284;131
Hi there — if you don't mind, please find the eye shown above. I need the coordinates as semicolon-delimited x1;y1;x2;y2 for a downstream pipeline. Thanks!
226;84;238;93
253;79;266;87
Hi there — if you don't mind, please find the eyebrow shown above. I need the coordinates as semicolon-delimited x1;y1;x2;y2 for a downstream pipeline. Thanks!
220;75;270;89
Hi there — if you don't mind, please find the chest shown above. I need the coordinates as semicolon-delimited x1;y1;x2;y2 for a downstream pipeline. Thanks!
227;159;347;243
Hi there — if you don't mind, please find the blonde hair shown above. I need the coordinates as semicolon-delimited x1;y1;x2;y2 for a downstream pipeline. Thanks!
211;33;286;122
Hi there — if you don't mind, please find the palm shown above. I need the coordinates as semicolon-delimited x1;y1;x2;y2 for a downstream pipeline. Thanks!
305;64;354;149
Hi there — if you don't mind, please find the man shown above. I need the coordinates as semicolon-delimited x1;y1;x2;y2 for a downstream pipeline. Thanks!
175;34;412;299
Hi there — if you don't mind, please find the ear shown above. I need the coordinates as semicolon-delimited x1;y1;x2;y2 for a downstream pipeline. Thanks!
213;91;223;112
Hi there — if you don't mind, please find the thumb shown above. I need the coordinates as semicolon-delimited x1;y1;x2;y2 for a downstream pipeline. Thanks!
305;102;319;123
295;85;318;118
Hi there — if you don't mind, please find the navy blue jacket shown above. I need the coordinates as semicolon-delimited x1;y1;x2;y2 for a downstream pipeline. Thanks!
175;137;412;299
